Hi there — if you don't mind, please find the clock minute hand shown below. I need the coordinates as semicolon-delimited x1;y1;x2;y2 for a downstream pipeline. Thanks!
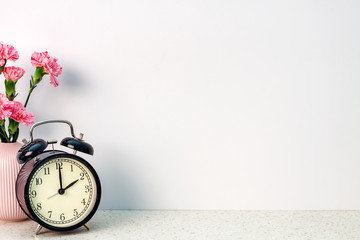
58;167;63;189
63;179;79;191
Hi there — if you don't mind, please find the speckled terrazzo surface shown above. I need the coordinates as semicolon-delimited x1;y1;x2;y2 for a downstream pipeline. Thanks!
0;210;360;239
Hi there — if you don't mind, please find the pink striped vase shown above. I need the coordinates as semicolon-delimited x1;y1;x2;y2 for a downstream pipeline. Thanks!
0;142;27;221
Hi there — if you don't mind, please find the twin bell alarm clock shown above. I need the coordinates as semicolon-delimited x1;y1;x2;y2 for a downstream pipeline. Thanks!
15;120;101;234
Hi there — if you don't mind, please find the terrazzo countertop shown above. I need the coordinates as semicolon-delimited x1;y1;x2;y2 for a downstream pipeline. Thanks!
0;210;360;240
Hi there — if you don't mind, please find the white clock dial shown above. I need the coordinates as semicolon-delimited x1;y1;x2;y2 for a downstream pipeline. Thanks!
27;157;98;228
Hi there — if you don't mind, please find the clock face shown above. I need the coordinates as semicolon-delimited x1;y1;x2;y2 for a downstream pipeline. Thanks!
25;155;100;230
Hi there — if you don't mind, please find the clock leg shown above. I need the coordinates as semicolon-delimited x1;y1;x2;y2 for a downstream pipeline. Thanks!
35;224;43;235
84;224;90;230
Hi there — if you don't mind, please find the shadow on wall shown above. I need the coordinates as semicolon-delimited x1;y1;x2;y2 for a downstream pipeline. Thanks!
61;69;146;210
60;67;93;93
97;147;145;210
23;67;147;209
19;67;95;137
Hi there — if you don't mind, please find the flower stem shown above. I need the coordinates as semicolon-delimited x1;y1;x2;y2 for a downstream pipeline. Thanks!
24;83;36;108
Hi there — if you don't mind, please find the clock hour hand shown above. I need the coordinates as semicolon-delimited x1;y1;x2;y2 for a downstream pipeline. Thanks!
47;179;79;199
63;179;79;191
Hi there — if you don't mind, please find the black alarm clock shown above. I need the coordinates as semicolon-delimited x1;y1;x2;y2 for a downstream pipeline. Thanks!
16;120;101;234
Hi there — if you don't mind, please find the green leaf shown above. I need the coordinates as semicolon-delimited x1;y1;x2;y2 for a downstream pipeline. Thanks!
0;120;9;143
11;127;19;142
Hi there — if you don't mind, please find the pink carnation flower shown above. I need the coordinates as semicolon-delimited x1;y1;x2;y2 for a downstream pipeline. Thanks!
0;93;34;125
31;51;62;87
0;93;12;120
0;43;19;66
3;66;25;82
7;101;34;126
0;93;8;120
1;102;13;118
31;51;49;68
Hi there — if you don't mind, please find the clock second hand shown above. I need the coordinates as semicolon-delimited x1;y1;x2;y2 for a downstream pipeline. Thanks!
47;192;59;200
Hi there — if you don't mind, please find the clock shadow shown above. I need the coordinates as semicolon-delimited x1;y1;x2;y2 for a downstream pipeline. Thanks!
31;210;152;238
95;148;149;210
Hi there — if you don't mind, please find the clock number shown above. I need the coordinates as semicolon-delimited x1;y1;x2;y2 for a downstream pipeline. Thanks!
44;167;50;175
80;172;85;180
48;211;52;218
37;203;42;210
81;198;86;205
70;165;73;172
60;213;65;221
56;162;63;170
85;185;90;193
31;190;37;198
73;209;78;217
35;178;42;185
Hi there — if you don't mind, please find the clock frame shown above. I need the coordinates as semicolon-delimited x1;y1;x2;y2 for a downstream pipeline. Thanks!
22;152;101;232
15;120;101;234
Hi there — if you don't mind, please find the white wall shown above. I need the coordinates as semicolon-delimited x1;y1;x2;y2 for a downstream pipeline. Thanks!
1;0;360;210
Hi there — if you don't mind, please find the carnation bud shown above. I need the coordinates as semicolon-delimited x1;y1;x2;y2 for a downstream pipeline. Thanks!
5;80;16;101
32;67;46;85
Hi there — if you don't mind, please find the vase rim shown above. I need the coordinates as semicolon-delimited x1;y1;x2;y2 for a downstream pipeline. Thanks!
0;142;22;146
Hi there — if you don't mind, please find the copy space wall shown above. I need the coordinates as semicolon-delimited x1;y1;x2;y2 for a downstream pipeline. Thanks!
1;0;360;210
